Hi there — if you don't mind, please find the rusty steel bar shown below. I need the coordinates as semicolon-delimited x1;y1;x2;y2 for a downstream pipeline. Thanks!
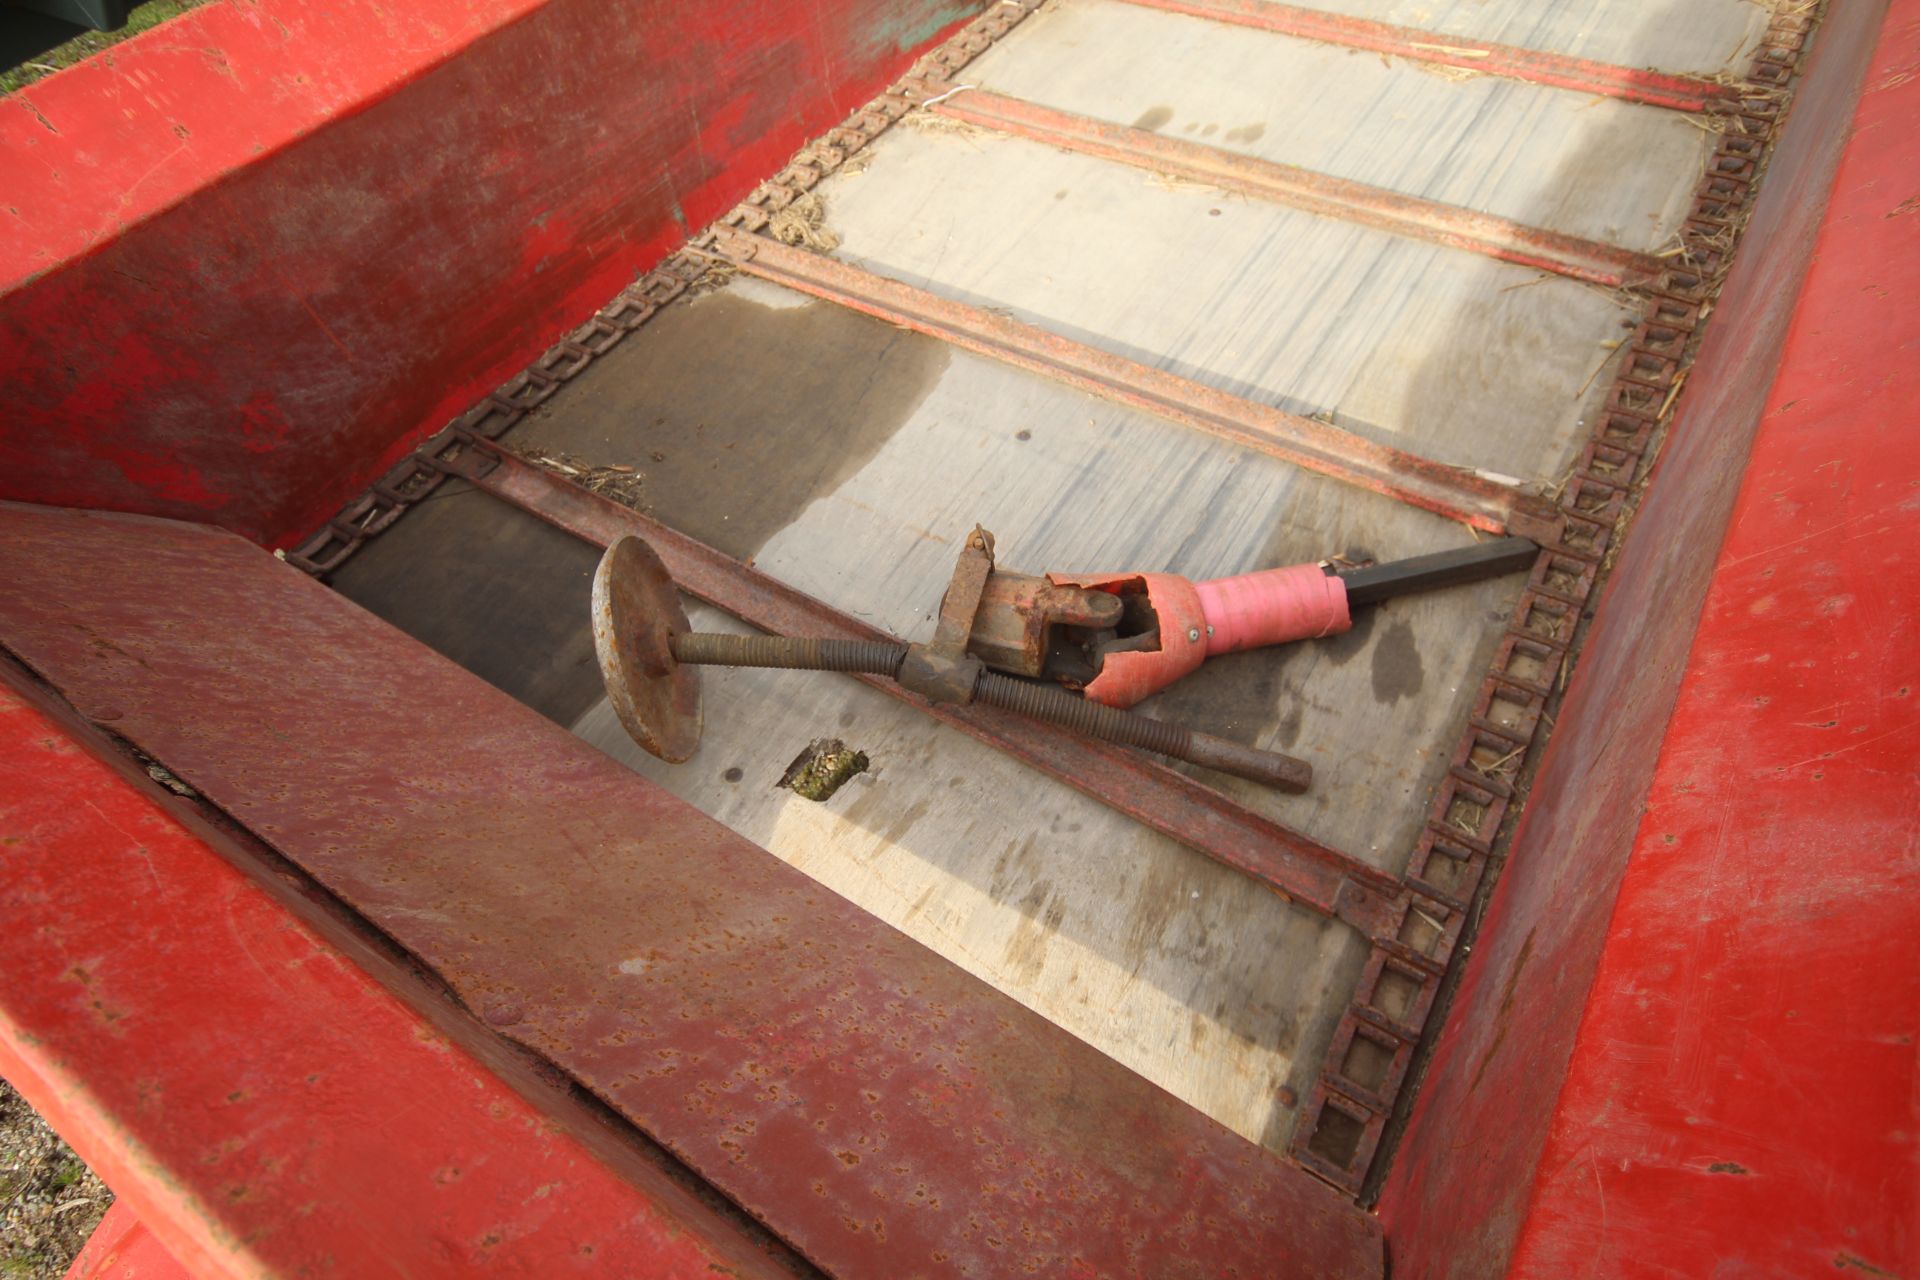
663;632;1314;792
935;91;1667;289
1113;0;1746;113
453;443;1407;933
711;230;1561;541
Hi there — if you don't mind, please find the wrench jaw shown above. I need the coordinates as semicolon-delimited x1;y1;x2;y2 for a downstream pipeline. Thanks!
1043;571;1210;709
966;573;1124;679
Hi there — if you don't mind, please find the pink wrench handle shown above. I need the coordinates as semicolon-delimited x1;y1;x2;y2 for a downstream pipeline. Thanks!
1195;564;1352;656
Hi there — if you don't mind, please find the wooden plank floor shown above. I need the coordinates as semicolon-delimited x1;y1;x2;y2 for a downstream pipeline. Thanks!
1196;0;1769;72
334;0;1763;1153
963;0;1727;252
821;130;1633;481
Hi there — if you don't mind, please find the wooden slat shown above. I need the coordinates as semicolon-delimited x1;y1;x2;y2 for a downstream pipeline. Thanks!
1114;0;1748;112
712;230;1560;540
936;90;1667;287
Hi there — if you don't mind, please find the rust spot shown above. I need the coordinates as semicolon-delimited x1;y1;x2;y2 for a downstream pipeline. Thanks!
1706;1160;1750;1175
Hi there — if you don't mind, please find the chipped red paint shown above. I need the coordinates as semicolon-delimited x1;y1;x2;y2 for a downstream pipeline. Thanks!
65;1202;193;1280
0;502;1386;1279
0;678;785;1279
1377;0;1917;1274
0;0;984;548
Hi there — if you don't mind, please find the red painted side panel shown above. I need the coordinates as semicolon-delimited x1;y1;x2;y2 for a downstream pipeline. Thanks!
1508;5;1920;1272
0;0;979;547
0;680;783;1278
65;1202;191;1280
1375;0;1901;1273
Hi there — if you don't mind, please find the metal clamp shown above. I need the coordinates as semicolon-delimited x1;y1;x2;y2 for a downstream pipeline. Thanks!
897;525;995;706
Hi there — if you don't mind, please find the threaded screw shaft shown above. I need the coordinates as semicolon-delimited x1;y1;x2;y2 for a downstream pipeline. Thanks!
663;632;1309;791
976;673;1309;792
975;670;1189;756
669;632;907;676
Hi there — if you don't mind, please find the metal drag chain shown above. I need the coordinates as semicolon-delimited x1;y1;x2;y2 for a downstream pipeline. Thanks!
1286;2;1825;1196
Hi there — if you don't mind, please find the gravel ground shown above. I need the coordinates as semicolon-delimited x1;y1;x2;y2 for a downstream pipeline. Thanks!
0;1079;111;1279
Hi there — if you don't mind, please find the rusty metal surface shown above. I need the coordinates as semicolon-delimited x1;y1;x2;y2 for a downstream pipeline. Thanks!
712;229;1560;541
1111;0;1752;113
670;632;910;675
1046;569;1212;709
967;572;1121;678
968;668;1315;794
0;672;802;1280
934;90;1667;288
0;500;1385;1278
471;448;1398;924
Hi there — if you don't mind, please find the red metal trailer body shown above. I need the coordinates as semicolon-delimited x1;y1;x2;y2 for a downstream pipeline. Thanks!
0;0;1913;1273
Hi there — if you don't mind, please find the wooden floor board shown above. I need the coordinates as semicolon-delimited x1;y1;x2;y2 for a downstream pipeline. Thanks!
534;280;1523;1150
817;128;1636;484
1154;0;1770;74
965;0;1722;253
575;602;1368;1152
524;279;1517;857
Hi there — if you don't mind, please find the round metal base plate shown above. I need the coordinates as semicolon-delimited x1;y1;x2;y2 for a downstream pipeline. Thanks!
591;536;702;762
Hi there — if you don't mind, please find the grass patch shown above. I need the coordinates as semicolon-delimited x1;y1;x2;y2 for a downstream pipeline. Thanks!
2;0;213;95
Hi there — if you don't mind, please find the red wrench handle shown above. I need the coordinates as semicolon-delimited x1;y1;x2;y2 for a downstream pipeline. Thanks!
1195;564;1352;656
